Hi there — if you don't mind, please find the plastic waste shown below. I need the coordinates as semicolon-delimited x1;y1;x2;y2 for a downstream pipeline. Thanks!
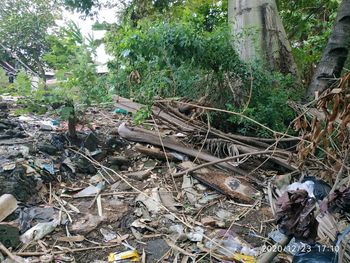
187;226;204;242
108;250;140;262
43;163;55;175
51;119;60;126
232;254;256;263
1;161;15;171
286;177;331;200
169;224;186;241
113;108;129;115
0;194;18;222
51;134;65;150
302;176;331;200
73;182;105;198
205;230;257;258
20;219;59;244
287;181;315;198
268;230;305;255
34;159;55;175
17;206;54;232
292;245;337;263
100;228;117;242
169;152;189;161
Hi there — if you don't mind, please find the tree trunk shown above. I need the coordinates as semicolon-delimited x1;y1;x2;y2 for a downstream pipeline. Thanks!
228;0;298;75
307;0;350;99
68;114;77;139
36;61;47;90
66;101;77;139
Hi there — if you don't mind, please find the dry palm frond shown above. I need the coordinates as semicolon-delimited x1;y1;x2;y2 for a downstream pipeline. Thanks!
296;72;350;177
204;138;239;159
317;213;350;263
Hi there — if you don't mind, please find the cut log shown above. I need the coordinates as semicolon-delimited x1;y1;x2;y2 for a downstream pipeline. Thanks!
114;95;298;145
113;96;196;132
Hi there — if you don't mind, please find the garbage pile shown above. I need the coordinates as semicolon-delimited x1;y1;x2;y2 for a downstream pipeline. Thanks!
1;76;350;263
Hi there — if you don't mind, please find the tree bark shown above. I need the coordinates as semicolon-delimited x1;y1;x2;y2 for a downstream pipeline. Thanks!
66;101;77;139
36;60;47;90
307;0;350;99
228;0;298;75
68;114;77;139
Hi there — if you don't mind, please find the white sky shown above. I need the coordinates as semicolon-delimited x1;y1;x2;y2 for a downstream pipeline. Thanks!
58;5;119;69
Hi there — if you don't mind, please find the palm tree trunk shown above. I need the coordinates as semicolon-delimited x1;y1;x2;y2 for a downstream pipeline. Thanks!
307;0;350;98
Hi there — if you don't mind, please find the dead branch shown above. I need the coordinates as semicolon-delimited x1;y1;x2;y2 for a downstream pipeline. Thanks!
173;150;294;177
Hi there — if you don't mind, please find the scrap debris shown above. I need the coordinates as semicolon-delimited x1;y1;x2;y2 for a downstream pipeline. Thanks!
276;189;318;244
2;77;350;263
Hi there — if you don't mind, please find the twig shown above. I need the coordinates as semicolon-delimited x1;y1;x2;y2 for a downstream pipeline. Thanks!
52;193;73;223
164;239;196;258
330;146;350;194
267;182;276;216
49;183;52;205
241;64;253;115
234;198;261;221
194;198;221;220
97;170;111;185
158;100;292;138
0;242;24;263
227;200;256;207
88;188;103;209
155;98;347;169
193;112;211;164
151;115;179;194
69;191;178;198
247;137;281;176
15;244;121;257
156;249;171;263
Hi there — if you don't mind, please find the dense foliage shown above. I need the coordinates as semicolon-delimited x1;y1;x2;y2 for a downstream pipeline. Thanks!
44;22;109;106
0;0;60;80
278;0;341;84
104;1;300;134
3;22;110;137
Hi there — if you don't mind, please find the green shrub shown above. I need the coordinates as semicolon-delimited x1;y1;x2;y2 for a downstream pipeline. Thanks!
0;68;9;93
106;20;245;102
225;70;301;136
105;17;302;136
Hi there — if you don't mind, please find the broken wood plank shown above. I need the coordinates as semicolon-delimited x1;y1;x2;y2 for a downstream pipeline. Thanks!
180;162;259;204
193;171;259;204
